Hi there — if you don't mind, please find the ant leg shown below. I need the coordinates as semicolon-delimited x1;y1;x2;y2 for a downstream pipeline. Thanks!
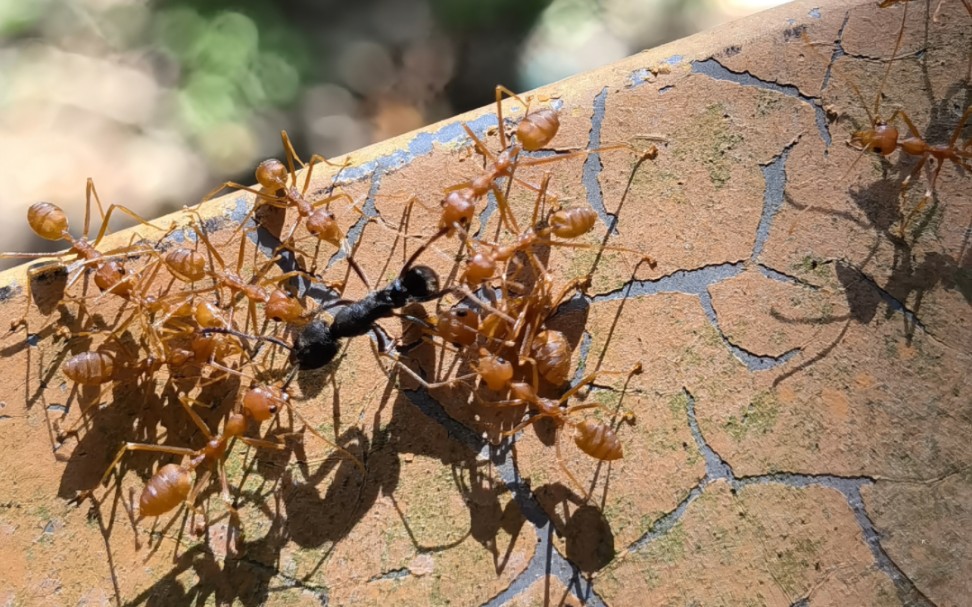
370;338;476;389
183;468;211;521
900;158;943;237
87;179;170;248
555;427;590;501
560;363;643;416
491;181;522;235
401;227;449;273
286;403;366;475
189;212;230;280
947;106;972;147
6;263;53;332
309;191;359;214
556;370;606;406
240;436;289;451
199;181;288;207
243;299;258;336
499;412;552;436
234;221;250;278
280;130;307;175
449;285;517;327
890;109;924;142
177;395;218;439
462;123;500;167
100;443;196;487
83;177;104;238
281;130;351;175
872;1;908;120
345;252;373;293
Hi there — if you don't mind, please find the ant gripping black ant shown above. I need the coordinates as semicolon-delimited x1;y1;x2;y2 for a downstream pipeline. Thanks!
289;263;440;369
204;228;449;370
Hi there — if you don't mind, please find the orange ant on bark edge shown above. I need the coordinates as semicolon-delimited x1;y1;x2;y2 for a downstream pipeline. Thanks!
835;9;971;237
0;179;169;331
200;131;361;266
433;85;655;239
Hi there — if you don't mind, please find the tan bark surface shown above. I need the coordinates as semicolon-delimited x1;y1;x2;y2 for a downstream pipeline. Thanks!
0;0;969;604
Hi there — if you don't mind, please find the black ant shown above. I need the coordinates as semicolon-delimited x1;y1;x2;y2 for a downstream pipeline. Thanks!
203;228;450;371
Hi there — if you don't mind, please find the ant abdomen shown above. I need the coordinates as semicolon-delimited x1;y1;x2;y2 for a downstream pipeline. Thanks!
573;418;622;461
549;207;597;239
164;248;207;282
255;159;289;193
27;202;69;241
139;463;192;517
63;351;116;385
517;108;560;152
531;330;571;386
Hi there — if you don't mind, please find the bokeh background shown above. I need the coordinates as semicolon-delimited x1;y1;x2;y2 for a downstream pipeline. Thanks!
0;0;786;267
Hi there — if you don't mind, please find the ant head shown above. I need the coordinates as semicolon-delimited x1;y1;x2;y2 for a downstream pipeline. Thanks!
851;123;898;157
243;385;282;422
440;190;476;233
306;208;341;246
292;319;340;370
401;265;440;302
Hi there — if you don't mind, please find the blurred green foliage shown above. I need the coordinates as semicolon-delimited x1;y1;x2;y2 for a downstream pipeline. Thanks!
429;0;551;30
154;4;309;139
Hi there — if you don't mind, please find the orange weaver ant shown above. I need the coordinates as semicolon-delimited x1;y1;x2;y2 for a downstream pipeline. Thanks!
791;25;972;240
484;362;643;499
202;131;360;263
204;360;366;474
99;396;284;522
0;180;168;330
